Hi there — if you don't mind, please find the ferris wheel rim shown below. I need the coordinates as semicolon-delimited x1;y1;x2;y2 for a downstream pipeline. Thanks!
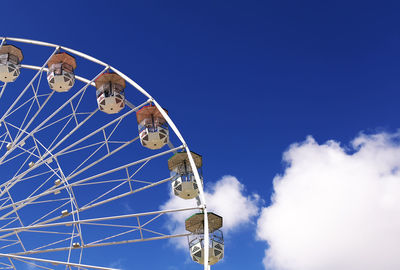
0;37;207;206
0;36;211;269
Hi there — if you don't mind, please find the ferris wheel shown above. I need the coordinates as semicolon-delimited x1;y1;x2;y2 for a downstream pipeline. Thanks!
0;37;224;270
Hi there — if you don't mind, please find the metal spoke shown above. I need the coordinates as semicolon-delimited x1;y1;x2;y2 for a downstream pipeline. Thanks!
0;37;210;270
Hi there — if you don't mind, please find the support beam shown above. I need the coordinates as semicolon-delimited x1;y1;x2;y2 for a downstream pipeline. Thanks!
0;206;201;234
0;253;117;270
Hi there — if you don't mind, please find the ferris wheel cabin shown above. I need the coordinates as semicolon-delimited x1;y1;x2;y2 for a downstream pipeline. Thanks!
168;151;202;199
95;72;126;114
0;45;23;83
47;52;77;92
136;105;169;150
186;212;224;265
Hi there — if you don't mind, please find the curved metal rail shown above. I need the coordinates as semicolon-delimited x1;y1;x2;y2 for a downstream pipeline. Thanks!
0;37;211;270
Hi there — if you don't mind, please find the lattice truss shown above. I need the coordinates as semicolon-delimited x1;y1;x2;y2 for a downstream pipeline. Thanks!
0;43;202;269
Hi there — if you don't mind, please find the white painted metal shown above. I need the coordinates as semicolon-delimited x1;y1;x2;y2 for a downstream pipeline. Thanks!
97;92;125;114
0;207;201;234
171;177;200;199
139;125;169;150
47;69;75;92
0;62;20;83
0;37;211;270
0;253;117;270
190;242;224;265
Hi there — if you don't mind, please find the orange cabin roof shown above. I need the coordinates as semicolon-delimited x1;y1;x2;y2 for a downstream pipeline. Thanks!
136;105;168;124
95;72;126;89
47;52;77;69
0;45;23;62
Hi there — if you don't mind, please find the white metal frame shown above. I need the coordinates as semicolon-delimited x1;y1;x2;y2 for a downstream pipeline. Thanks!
0;37;211;270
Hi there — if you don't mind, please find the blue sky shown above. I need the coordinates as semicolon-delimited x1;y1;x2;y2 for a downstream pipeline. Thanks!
2;1;400;269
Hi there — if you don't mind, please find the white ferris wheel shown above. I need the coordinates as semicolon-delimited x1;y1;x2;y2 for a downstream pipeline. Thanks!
0;37;224;270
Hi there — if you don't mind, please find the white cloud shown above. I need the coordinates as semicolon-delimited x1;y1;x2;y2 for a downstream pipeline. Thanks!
108;258;125;269
257;132;400;270
161;175;259;249
205;175;260;231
